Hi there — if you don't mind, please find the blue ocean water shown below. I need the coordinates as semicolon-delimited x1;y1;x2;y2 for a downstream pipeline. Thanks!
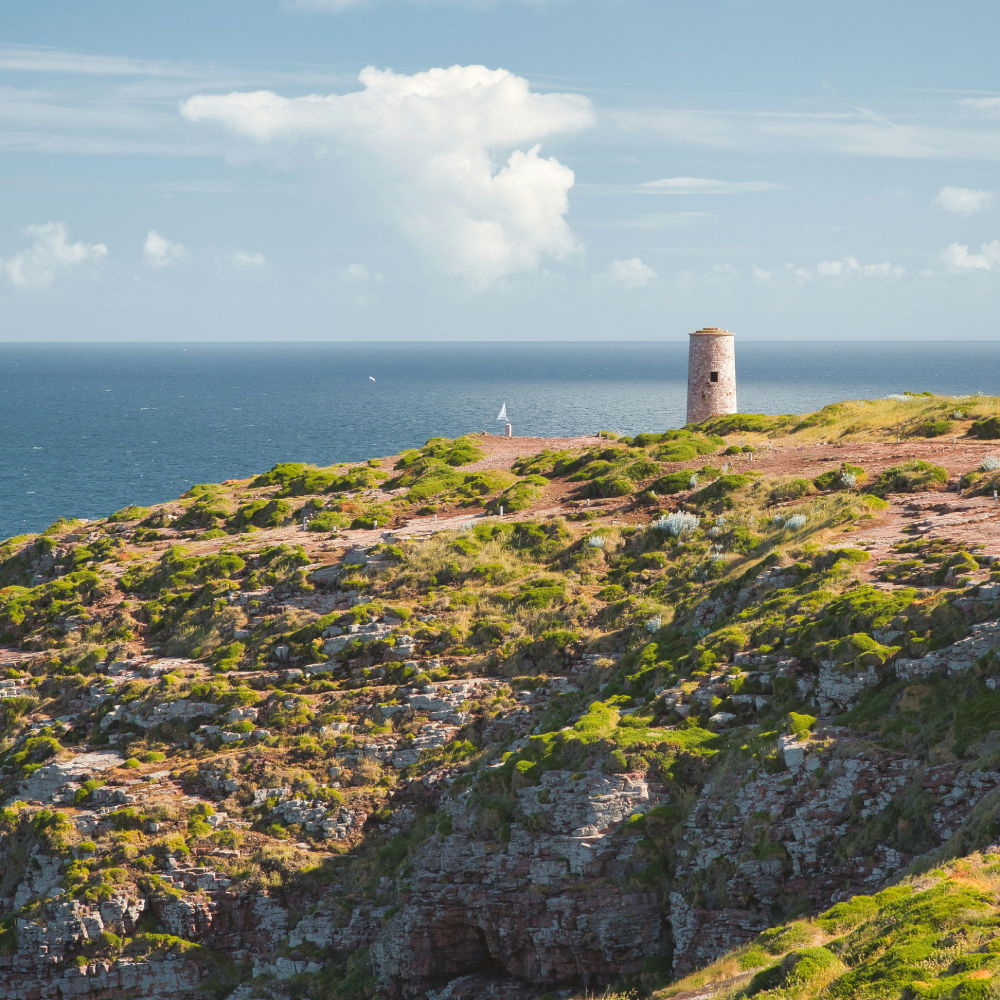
1;340;998;541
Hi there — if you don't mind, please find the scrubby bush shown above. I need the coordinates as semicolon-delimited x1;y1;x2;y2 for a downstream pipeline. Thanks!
405;436;486;468
515;578;566;609
653;512;700;536
586;476;632;499
970;416;1000;439
869;460;948;496
911;419;952;438
814;463;866;491
306;510;349;532
486;475;548;514
107;506;149;523
650;471;694;494
769;478;814;503
692;473;756;505
228;499;291;531
697;413;791;435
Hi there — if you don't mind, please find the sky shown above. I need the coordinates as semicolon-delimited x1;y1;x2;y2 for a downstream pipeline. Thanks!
2;0;1000;341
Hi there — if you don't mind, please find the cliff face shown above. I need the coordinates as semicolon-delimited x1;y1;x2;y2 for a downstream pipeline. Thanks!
4;408;1000;1000
7;698;1000;1000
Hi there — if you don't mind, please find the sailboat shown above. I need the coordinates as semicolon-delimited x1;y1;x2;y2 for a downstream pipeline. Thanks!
496;402;511;437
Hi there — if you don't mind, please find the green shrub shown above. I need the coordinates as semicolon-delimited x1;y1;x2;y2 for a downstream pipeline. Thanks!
861;494;889;509
74;779;106;804
911;419;952;438
586;476;632;499
108;807;143;831
107;506;149;523
970;416;1000;439
121;547;245;592
417;436;486;467
624;459;660;481
814;462;866;490
515;578;566;609
306;511;349;532
769;477;814;502
697;413;789;434
693;473;755;503
486;476;547;514
228;499;291;530
651;471;696;494
655;443;697;462
787;712;816;739
869;460;948;496
211;642;245;672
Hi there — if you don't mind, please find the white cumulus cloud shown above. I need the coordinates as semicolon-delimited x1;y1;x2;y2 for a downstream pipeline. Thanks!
1;222;107;290
180;64;594;286
230;250;265;266
144;231;187;267
601;257;658;288
933;186;997;215
942;240;1000;271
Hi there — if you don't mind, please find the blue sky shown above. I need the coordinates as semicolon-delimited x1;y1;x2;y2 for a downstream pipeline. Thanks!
2;0;1000;341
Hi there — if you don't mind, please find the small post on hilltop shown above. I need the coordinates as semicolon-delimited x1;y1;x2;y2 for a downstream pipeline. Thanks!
499;506;503;517
994;490;997;509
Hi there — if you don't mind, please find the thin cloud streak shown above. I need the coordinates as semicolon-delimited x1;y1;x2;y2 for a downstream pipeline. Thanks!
610;106;1000;160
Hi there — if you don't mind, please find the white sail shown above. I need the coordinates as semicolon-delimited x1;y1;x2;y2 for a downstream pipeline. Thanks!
496;402;507;422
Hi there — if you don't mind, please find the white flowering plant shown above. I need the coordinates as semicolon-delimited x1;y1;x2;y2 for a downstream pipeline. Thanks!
654;512;700;536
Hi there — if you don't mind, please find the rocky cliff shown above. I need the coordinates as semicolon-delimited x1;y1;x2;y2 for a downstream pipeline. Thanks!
2;396;1000;1000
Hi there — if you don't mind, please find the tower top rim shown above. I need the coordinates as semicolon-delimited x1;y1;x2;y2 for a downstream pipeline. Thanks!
688;327;734;336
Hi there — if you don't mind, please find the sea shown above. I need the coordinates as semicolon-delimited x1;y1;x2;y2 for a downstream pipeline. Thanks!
1;340;997;541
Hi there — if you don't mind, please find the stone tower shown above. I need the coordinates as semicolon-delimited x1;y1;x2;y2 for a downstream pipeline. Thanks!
686;327;737;425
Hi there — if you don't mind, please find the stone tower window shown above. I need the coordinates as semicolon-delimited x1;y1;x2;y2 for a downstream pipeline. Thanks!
710;371;719;383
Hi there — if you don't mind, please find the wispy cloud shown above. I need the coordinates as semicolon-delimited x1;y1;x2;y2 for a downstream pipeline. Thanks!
230;250;266;267
284;0;559;9
581;211;711;230
612;106;1000;160
0;45;203;78
0;44;347;87
933;186;997;215
752;255;906;285
636;176;784;194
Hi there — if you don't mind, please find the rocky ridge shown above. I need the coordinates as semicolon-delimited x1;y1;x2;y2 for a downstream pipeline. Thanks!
3;398;1000;999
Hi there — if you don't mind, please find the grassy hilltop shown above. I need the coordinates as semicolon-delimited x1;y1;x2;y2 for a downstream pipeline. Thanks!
3;391;1000;998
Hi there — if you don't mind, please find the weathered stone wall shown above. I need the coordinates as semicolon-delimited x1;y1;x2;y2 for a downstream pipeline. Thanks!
686;328;737;424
